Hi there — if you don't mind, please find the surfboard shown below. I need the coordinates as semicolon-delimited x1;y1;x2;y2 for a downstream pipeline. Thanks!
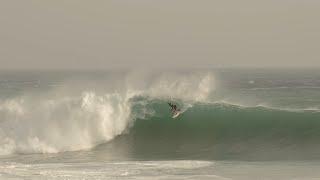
172;110;181;118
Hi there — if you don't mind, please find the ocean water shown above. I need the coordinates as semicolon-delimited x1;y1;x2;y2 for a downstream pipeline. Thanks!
1;69;320;179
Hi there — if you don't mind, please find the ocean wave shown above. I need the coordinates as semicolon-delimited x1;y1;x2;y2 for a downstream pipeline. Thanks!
2;70;320;157
0;72;214;155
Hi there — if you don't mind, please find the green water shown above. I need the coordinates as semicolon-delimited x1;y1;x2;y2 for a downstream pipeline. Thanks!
1;69;320;179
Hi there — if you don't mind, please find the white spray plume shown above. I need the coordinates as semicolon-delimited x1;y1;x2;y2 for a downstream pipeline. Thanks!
0;71;215;155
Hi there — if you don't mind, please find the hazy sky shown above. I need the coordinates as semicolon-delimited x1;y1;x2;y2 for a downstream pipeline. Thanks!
0;0;319;69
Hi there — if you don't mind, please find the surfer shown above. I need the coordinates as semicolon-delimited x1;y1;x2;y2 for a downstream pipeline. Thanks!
168;102;182;118
168;102;178;112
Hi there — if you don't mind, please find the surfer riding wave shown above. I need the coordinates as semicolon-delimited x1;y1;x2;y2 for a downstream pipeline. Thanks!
168;102;181;118
168;102;180;111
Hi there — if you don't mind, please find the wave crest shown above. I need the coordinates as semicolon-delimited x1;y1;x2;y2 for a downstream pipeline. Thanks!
0;72;215;155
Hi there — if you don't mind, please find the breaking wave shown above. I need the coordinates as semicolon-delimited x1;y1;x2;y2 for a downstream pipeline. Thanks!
1;70;320;160
0;72;214;155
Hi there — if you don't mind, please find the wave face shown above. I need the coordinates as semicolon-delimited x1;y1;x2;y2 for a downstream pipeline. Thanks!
121;100;320;160
0;71;214;155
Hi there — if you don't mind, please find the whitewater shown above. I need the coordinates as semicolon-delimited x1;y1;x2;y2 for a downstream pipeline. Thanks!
1;69;320;179
0;70;214;155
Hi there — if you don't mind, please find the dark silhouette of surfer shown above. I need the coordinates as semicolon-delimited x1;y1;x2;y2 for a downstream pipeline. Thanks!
168;102;179;112
168;102;181;118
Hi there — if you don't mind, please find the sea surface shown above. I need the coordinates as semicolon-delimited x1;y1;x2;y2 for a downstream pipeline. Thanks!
1;69;320;179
